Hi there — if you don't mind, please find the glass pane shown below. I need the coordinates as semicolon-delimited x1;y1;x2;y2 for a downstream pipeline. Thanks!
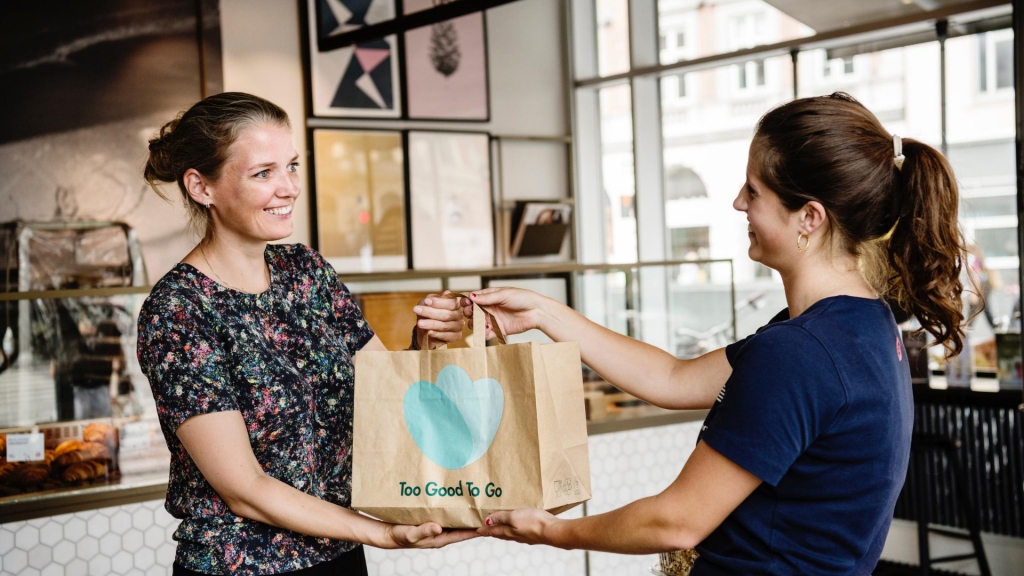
575;269;630;341
946;31;1017;335
0;293;171;500
660;55;793;338
599;84;637;264
595;0;630;76
797;42;943;147
658;0;812;65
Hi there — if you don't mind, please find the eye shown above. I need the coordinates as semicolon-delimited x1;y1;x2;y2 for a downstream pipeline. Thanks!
254;169;270;179
288;162;299;173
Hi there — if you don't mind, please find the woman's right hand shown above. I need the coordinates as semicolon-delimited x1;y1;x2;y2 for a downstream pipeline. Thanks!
383;522;478;549
468;287;549;338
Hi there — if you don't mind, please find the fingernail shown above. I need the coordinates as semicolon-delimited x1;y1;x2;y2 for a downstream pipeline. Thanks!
471;293;477;298
486;518;492;526
413;306;422;314
425;299;432;305
486;324;490;329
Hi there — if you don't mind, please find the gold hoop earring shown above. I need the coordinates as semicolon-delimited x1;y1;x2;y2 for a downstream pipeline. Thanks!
797;233;809;252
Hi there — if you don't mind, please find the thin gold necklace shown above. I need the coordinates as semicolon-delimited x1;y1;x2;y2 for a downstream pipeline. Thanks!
199;243;269;294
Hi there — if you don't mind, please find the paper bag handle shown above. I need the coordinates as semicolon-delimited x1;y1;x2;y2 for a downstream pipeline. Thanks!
417;292;507;350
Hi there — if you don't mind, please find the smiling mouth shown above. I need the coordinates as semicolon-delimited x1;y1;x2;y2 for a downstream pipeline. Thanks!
264;205;293;216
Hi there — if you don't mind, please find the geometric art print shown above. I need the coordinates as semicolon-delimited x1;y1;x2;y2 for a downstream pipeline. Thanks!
308;0;402;118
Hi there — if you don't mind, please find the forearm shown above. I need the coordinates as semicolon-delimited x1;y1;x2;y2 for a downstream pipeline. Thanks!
546;495;695;554
537;299;715;409
228;474;392;548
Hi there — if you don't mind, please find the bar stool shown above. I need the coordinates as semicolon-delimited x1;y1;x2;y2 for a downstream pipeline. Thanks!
909;433;991;576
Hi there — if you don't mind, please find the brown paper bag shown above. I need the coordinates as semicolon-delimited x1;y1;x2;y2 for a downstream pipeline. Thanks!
352;295;591;528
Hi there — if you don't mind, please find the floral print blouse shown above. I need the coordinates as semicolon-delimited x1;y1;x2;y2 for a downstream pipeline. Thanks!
137;243;375;575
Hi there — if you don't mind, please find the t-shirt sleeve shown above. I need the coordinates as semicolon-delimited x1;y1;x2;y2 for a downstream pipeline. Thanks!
137;293;238;435
701;325;848;486
725;308;791;367
303;245;375;353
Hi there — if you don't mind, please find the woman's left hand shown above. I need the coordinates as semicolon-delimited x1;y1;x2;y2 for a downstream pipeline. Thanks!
412;291;472;348
476;509;559;546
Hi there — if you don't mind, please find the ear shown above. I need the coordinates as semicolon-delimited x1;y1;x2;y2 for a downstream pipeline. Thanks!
799;201;828;235
183;168;212;207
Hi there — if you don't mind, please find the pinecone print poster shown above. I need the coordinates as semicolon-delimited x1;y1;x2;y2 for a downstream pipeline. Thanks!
404;0;488;120
429;21;461;77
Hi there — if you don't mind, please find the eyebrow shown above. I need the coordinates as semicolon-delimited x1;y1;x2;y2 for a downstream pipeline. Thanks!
247;154;300;171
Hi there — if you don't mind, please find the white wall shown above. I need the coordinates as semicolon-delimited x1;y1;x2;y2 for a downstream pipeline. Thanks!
220;0;313;246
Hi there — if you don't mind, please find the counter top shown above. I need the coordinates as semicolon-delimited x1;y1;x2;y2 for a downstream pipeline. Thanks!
1;406;707;523
0;473;169;523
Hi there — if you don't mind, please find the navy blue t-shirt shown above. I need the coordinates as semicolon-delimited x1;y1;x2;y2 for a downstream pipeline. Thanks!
693;296;913;575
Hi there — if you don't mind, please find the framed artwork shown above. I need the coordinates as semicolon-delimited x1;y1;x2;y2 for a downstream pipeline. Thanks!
306;0;402;118
408;131;494;270
403;0;489;121
312;129;408;272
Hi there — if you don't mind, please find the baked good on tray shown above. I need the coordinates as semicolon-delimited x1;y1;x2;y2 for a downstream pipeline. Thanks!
53;440;89;457
83;423;115;444
10;464;50;488
62;460;107;482
54;442;110;467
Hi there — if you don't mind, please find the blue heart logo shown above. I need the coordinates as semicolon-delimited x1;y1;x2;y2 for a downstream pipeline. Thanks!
403;365;504;470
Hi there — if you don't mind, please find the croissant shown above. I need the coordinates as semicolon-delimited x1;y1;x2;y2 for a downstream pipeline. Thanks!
0;461;16;483
83;442;111;460
11;464;50;488
54;440;88;457
83;424;114;444
62;461;106;482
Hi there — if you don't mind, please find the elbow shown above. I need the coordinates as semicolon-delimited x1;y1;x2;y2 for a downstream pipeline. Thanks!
217;475;265;520
653;523;700;553
649;499;702;552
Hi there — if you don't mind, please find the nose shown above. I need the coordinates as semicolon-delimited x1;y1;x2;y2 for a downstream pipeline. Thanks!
280;171;300;199
733;189;747;212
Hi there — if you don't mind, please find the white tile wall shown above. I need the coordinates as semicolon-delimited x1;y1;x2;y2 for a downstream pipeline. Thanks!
0;422;702;576
0;500;179;576
586;422;703;576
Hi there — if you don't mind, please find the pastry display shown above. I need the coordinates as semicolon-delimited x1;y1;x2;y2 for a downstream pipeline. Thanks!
0;421;123;496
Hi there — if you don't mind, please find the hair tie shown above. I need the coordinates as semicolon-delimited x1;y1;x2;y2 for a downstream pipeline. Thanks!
893;134;905;171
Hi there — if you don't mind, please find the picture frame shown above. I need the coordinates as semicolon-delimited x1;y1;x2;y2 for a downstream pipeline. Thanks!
310;128;408;273
303;0;403;119
402;0;490;121
406;130;494;270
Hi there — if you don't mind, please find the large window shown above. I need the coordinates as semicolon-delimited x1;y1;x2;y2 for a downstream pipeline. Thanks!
657;0;812;65
575;0;1018;361
598;84;637;264
947;30;1017;337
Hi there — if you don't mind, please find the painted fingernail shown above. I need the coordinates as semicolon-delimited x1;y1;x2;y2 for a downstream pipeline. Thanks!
486;518;492;526
471;293;477;297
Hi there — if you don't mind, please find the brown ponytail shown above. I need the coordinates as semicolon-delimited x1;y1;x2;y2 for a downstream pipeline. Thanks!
753;92;972;357
144;92;290;238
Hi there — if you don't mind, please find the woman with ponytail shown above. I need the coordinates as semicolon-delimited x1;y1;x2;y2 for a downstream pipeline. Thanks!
474;92;969;574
